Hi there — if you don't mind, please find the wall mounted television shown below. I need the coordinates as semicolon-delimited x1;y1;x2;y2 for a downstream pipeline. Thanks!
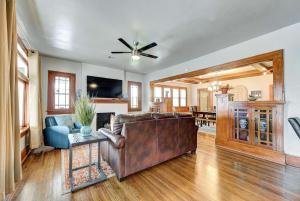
87;76;122;98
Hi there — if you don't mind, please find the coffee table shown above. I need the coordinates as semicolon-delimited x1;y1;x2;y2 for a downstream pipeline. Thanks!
68;132;108;192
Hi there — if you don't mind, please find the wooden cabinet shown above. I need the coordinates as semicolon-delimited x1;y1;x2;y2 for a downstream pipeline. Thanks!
229;103;278;150
216;94;285;164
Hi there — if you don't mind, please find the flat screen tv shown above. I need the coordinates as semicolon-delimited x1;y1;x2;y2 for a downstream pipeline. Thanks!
87;76;122;98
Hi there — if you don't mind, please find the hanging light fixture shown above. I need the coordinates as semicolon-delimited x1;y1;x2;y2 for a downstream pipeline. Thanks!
208;81;222;92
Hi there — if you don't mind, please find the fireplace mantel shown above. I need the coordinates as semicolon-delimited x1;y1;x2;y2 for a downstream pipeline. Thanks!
91;98;128;104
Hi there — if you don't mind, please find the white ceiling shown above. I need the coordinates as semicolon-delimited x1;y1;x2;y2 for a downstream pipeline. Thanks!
16;0;300;74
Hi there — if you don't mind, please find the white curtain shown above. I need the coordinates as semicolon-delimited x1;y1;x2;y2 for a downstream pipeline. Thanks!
0;0;22;200
28;51;43;148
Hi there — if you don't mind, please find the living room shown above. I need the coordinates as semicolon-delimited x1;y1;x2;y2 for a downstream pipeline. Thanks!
1;1;300;201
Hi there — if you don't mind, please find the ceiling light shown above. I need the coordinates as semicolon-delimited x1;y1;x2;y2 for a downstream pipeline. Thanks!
131;54;140;61
263;71;267;75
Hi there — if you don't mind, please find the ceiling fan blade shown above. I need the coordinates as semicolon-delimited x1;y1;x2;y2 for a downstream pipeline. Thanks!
118;38;133;50
111;51;132;54
138;42;157;52
140;53;158;59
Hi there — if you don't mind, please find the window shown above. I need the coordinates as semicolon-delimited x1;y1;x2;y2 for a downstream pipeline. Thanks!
17;39;29;129
154;87;162;102
180;89;187;107
128;81;142;112
54;76;70;109
47;71;76;114
172;88;179;107
153;85;188;108
163;88;171;98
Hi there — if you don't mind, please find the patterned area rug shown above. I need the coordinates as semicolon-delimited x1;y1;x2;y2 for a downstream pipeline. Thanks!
61;144;115;193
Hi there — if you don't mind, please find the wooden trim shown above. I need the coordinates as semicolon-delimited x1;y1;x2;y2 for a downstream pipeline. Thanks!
217;143;286;165
47;70;76;115
128;81;142;112
21;145;31;164
150;50;284;101
17;36;28;55
91;98;128;104
286;154;300;168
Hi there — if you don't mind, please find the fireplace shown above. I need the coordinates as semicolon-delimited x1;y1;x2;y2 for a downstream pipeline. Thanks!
96;112;115;131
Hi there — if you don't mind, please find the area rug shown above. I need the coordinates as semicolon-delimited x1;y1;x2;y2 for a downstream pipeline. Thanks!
61;144;115;193
198;125;216;135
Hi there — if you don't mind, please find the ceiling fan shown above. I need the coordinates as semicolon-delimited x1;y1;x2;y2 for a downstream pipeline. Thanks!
111;38;158;60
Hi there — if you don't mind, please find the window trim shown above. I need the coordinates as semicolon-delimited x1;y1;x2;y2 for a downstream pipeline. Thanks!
47;70;76;115
152;84;188;107
128;81;142;112
17;38;29;132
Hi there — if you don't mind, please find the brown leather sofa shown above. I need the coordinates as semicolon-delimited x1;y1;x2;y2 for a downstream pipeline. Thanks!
99;112;198;181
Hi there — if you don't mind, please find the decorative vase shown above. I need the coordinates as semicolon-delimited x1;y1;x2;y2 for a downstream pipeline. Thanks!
80;125;92;136
239;119;248;129
260;120;267;132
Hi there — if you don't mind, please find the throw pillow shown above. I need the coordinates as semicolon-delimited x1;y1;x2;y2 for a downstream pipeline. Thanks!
110;114;115;131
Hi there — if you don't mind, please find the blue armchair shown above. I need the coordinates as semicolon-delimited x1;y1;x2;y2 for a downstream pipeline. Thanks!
43;116;81;149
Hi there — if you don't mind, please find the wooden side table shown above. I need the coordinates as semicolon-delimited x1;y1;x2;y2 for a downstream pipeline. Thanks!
68;132;108;192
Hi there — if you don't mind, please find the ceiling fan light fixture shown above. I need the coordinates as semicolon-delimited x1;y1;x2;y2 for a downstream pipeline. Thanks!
131;54;140;61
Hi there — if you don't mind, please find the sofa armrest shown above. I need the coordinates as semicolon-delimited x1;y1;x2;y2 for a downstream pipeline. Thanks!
99;128;125;149
43;126;70;149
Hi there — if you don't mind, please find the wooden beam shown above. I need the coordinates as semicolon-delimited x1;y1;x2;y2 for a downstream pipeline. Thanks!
199;70;267;83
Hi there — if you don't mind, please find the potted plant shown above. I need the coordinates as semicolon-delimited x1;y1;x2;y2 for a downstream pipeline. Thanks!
75;95;95;136
220;84;231;94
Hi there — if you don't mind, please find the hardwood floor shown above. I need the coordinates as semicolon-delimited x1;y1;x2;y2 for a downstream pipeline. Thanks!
14;134;300;201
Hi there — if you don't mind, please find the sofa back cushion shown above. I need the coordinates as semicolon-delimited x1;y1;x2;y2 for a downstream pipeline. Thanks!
55;115;74;129
152;112;176;119
45;116;58;127
111;113;153;135
175;112;193;118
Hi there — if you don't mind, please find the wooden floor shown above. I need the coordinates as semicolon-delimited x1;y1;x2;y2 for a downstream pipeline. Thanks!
13;134;300;201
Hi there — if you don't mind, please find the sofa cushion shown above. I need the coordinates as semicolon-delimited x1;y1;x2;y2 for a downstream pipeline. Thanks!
152;112;176;119
111;113;153;135
55;115;74;129
45;116;57;127
74;121;82;129
133;113;153;121
175;112;193;118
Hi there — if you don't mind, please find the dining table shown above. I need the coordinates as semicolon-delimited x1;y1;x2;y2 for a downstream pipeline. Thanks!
193;111;216;127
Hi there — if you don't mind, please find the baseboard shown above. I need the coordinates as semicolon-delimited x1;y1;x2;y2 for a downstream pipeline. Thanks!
286;154;300;168
21;145;31;164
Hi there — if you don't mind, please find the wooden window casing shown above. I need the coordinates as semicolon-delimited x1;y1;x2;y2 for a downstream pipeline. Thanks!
47;71;76;115
128;81;142;112
17;38;29;132
152;84;188;108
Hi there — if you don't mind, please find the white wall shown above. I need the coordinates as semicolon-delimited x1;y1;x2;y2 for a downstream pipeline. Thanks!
144;22;300;157
41;56;145;116
191;74;273;106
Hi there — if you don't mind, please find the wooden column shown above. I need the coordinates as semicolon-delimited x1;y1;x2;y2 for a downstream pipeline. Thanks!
215;94;233;145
